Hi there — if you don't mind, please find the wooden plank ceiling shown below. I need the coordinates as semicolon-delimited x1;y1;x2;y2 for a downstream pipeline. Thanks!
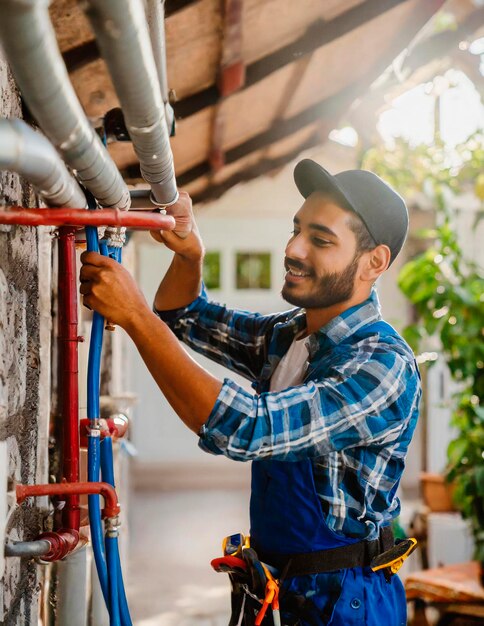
49;0;450;204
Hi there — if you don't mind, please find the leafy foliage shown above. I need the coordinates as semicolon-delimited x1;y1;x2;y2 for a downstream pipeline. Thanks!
362;132;484;561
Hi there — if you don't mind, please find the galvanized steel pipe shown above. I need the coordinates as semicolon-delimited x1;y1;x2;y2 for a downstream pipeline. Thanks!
4;540;51;558
0;0;130;210
84;0;178;206
0;118;87;208
146;0;175;133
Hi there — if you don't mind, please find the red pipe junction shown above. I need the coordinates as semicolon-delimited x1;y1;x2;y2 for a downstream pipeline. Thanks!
16;482;121;518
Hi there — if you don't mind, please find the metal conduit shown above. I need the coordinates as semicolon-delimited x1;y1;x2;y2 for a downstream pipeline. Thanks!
84;0;178;207
4;540;51;558
146;0;175;134
0;0;130;210
0;118;87;208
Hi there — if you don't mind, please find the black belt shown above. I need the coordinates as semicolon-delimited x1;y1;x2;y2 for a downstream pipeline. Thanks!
252;526;394;579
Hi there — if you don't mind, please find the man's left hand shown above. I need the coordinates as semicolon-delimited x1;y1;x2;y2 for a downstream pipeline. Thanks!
79;251;149;330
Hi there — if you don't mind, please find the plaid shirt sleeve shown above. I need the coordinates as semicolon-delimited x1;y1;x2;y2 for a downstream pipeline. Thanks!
198;338;421;462
154;285;291;381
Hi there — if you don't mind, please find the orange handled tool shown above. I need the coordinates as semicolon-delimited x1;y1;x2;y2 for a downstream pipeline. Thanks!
254;579;279;625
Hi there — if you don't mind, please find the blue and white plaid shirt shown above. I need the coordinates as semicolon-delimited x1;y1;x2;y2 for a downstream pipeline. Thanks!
155;287;421;539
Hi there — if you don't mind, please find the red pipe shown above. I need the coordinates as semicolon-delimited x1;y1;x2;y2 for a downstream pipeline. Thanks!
0;208;175;229
58;227;81;531
16;482;121;518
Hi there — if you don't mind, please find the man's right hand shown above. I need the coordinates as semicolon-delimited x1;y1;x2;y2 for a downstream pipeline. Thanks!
150;190;204;261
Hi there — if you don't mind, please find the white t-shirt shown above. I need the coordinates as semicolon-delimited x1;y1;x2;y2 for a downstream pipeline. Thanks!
270;334;309;392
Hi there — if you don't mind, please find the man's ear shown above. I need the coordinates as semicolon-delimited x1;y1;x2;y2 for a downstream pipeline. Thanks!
359;245;391;282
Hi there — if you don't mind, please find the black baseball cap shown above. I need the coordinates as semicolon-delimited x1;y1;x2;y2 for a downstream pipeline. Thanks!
294;159;408;265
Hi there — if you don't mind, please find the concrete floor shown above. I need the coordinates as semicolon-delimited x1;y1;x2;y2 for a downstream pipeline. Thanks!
126;487;250;625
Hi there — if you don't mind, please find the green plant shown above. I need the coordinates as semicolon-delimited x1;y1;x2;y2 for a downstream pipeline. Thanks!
362;132;484;562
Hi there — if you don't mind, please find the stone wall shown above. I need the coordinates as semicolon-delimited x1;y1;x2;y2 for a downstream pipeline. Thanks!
0;49;51;625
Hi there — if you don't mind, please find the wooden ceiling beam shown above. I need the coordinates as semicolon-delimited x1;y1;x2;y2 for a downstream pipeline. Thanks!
174;0;410;119
165;0;201;17
178;86;356;185
122;0;446;195
191;132;323;204
63;0;408;99
62;0;201;73
63;40;100;74
119;78;363;185
177;0;445;185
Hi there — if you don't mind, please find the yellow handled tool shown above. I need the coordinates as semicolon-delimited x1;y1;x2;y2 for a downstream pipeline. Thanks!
222;532;250;557
370;537;418;580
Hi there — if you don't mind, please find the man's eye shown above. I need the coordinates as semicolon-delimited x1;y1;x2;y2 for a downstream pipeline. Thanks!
290;229;300;236
313;238;331;247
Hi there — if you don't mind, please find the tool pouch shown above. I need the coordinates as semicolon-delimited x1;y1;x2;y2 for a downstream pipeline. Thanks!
212;544;272;625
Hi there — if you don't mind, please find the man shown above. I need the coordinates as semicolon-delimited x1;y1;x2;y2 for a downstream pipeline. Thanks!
80;159;421;625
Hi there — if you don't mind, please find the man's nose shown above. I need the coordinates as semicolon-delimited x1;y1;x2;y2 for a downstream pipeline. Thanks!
285;233;308;260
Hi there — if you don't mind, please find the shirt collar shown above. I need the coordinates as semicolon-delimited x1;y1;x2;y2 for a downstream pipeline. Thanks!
306;288;382;353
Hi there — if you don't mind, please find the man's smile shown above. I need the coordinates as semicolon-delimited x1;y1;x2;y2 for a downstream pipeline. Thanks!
285;268;311;281
284;258;313;282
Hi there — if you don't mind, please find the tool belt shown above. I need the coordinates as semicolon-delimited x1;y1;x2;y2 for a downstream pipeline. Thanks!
252;525;395;579
211;530;417;625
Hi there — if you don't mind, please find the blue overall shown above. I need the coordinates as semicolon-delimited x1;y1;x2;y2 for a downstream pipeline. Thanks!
249;321;407;626
250;459;406;625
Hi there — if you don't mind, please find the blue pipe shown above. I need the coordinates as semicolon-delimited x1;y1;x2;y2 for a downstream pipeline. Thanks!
87;310;105;422
86;224;131;625
86;226;110;609
106;536;121;626
88;437;109;604
101;438;132;626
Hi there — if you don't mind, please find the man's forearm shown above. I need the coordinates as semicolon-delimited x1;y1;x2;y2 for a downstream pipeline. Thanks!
125;309;222;433
154;252;203;311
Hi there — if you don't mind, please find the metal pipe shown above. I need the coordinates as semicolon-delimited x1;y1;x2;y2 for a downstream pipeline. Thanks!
0;0;130;210
146;0;175;133
0;208;175;230
0;119;87;209
4;540;52;558
16;482;121;519
58;228;81;531
84;0;178;206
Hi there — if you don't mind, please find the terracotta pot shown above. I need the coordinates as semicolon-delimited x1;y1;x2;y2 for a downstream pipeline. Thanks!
420;472;456;512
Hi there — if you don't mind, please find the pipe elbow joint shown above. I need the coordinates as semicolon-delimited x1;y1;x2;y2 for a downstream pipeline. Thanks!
100;483;121;518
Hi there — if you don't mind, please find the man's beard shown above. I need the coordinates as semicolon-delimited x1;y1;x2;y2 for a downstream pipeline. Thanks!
281;254;360;309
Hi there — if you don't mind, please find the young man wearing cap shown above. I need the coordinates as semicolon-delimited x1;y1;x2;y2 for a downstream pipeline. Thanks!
80;160;421;625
